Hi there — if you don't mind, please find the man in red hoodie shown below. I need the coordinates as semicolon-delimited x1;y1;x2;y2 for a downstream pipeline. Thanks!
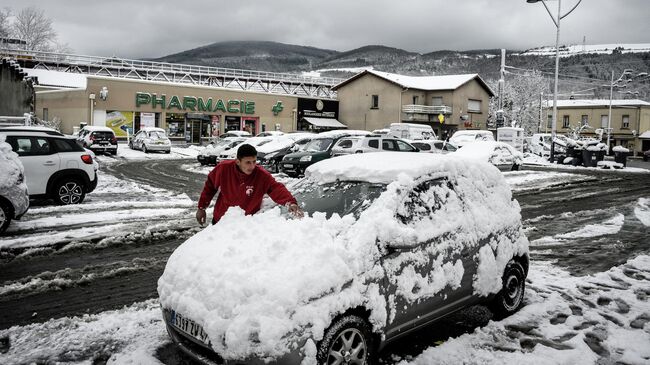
196;143;303;225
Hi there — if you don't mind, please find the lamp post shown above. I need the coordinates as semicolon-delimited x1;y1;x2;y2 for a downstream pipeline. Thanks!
527;0;582;162
606;69;640;154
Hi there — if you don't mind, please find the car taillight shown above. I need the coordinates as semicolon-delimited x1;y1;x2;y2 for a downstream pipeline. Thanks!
81;154;93;164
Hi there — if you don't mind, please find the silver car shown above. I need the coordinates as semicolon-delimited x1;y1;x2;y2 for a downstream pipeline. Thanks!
331;135;418;156
129;127;171;153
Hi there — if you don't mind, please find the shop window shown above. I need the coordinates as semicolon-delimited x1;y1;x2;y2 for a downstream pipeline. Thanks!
622;115;629;129
166;113;185;138
562;115;570;128
371;95;379;109
600;115;608;129
581;115;588;126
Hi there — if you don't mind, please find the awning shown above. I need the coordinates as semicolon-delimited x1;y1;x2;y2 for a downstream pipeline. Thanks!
302;117;347;128
639;130;650;139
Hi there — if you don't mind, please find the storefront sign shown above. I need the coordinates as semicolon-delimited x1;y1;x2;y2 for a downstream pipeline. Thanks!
135;92;255;114
106;111;133;137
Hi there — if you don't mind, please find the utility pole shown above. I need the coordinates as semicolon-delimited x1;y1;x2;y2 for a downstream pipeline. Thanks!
497;49;506;129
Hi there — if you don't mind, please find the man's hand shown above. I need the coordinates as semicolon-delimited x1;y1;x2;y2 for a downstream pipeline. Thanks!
196;208;207;225
287;203;304;219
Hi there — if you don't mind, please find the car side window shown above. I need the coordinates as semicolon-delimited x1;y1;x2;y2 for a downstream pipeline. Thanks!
414;143;430;151
368;139;379;149
396;178;448;223
53;138;84;152
9;136;53;156
382;139;398;151
337;139;353;149
396;140;415;152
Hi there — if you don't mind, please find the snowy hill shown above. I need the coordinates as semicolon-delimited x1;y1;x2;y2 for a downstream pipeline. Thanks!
520;43;650;57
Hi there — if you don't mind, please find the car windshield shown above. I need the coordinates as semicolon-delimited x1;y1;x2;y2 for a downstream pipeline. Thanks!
291;180;386;219
451;134;476;143
149;131;166;139
304;138;333;152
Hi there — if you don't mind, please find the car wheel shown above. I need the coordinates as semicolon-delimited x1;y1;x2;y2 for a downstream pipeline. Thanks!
165;149;171;154
143;145;148;153
0;200;11;234
317;315;374;365
511;163;520;171
54;179;86;205
488;261;526;319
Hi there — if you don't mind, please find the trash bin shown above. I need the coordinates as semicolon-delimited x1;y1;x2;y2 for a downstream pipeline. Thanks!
582;149;595;167
614;151;629;167
595;150;605;162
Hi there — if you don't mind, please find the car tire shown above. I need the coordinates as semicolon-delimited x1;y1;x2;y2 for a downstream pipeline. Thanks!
53;178;86;205
165;150;171;154
143;145;148;153
317;315;375;365
511;163;520;171
0;200;11;234
488;261;526;319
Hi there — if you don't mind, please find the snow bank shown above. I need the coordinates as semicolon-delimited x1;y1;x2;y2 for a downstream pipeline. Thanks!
635;198;650;226
0;134;24;189
158;153;528;361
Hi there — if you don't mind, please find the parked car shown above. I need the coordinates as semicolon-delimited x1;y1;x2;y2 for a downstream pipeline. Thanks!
453;140;523;171
197;137;247;166
410;140;458;154
1;126;98;205
280;130;370;177
449;130;495;148
529;133;552;158
158;152;530;365
332;135;418;156
0;135;29;233
388;122;436;140
129;127;171;153
644;149;650;162
256;131;285;137
219;130;252;139
257;134;316;173
77;126;118;155
216;136;273;163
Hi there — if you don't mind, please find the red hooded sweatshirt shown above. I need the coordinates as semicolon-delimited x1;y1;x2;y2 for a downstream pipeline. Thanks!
198;160;297;223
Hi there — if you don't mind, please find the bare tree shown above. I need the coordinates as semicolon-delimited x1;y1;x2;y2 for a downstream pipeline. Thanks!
0;7;11;39
489;71;548;136
11;6;57;51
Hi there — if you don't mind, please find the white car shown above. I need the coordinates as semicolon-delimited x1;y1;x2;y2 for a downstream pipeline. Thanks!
449;130;495;148
1;126;98;205
216;136;272;163
219;130;252;139
77;126;118;155
158;152;529;364
410;140;458;154
453;141;523;171
0;134;29;233
256;131;285;137
129;127;171;153
331;135;418;156
197;137;247;165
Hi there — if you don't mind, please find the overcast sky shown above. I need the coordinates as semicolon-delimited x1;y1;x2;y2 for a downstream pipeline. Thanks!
3;0;649;59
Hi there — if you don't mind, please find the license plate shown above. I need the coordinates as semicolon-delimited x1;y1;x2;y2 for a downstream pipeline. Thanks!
170;310;210;345
283;164;294;168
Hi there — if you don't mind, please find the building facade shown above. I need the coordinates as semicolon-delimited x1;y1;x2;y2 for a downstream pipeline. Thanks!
332;70;494;139
542;99;650;156
33;74;338;143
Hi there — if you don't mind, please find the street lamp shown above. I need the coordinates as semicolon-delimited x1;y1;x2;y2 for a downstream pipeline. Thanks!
527;0;583;163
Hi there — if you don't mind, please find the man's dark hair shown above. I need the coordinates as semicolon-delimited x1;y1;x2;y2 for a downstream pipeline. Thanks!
237;144;257;159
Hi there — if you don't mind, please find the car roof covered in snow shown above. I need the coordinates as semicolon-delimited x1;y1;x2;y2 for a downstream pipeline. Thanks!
306;151;498;185
313;129;370;140
82;126;114;132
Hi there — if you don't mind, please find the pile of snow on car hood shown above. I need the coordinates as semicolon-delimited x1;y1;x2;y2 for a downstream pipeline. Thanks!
158;153;528;361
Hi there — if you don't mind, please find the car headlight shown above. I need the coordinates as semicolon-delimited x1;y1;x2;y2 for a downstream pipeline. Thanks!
300;155;312;162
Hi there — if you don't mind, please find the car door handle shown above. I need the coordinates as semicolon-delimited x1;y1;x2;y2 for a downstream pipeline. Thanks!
43;161;56;166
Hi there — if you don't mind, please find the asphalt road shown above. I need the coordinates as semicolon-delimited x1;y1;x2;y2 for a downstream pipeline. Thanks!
0;158;648;364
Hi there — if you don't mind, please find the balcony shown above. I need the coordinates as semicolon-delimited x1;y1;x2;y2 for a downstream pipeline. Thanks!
402;104;452;115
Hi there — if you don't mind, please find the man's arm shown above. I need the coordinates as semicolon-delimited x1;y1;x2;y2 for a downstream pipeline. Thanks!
266;174;303;218
196;167;221;225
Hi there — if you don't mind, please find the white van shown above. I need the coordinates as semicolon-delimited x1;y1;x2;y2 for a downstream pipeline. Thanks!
388;123;436;140
449;130;494;148
497;127;524;152
529;133;552;158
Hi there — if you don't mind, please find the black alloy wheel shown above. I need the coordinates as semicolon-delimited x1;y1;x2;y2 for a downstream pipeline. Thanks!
317;315;374;365
488;261;526;319
54;179;86;205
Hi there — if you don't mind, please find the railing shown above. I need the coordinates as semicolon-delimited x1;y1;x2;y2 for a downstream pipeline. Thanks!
0;48;343;98
402;104;453;114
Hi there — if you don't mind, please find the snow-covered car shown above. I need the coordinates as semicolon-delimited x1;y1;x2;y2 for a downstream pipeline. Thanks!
197;137;247;165
216;136;272;163
258;133;316;173
331;135;418;156
449;130;494;148
280;130;370;177
129;127;171;153
1;126;98;205
410;140;458;154
0;134;29;233
158;152;530;365
77;126;118;155
219;130;252;139
256;131;285;137
453;141;523;171
644;149;650;162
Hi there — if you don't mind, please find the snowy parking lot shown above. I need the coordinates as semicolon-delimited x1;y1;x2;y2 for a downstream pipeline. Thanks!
1;148;649;364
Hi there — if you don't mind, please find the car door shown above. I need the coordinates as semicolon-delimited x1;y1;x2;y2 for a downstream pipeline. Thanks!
134;131;145;149
396;140;417;152
381;177;473;340
6;136;60;195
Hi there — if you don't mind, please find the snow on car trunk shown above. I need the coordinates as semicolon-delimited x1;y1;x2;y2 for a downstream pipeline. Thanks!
157;153;529;362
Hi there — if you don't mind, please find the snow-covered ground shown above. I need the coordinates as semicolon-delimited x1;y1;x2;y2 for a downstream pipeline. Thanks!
96;144;202;163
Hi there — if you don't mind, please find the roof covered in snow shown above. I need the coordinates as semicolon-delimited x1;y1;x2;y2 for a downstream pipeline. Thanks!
333;69;495;96
24;68;87;89
545;99;650;108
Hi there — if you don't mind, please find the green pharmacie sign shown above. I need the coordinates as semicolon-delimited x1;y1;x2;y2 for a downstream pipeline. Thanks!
135;92;255;114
